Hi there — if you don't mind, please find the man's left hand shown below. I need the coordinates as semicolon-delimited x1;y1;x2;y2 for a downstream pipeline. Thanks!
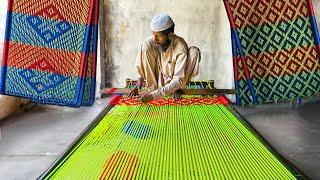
139;93;153;103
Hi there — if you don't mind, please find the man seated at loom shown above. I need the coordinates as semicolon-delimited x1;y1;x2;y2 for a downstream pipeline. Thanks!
129;13;201;103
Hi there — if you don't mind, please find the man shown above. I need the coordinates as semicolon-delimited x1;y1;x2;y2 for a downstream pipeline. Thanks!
129;13;201;103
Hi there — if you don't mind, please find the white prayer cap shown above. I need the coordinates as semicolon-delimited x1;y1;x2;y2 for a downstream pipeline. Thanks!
150;13;174;32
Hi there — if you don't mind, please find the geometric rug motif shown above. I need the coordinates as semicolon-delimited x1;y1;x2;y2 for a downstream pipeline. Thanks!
225;0;320;105
239;17;314;55
99;151;139;180
252;70;320;103
0;0;99;107
118;97;223;106
122;120;151;139
228;0;309;29
17;68;68;94
246;46;320;79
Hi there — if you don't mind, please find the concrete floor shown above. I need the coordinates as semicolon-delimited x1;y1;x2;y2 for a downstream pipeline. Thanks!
0;98;110;180
235;100;320;180
0;97;319;179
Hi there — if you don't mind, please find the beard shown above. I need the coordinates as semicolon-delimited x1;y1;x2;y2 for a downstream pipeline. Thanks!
160;40;171;52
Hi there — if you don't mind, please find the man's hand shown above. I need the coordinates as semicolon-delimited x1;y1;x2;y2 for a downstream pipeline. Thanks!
173;89;183;100
128;87;139;98
128;78;144;98
139;93;153;103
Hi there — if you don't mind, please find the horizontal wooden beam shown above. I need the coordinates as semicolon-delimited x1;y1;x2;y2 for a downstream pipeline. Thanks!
101;87;236;96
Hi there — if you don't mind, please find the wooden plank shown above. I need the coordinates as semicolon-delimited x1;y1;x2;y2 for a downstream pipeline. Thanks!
180;88;237;95
100;87;236;96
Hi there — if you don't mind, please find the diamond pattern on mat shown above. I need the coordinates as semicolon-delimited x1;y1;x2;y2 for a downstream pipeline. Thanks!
18;69;68;94
228;0;320;105
239;17;314;55
118;97;222;106
229;0;308;29
246;46;320;79
27;57;56;72
251;71;320;103
26;4;71;44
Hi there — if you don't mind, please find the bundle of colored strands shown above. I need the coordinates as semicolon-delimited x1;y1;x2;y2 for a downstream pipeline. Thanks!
41;97;302;179
224;0;320;105
0;0;99;107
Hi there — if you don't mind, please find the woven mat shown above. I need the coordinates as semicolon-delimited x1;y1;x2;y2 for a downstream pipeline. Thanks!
225;0;320;105
0;0;99;107
42;97;302;179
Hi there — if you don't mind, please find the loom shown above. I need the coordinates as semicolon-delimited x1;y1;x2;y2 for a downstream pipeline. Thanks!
1;0;314;178
102;79;237;97
38;90;307;179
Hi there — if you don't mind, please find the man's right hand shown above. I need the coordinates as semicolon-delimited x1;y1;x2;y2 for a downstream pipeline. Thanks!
128;78;144;98
128;87;139;97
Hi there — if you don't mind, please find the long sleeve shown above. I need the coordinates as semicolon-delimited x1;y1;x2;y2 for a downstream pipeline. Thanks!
134;38;160;91
135;44;145;79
